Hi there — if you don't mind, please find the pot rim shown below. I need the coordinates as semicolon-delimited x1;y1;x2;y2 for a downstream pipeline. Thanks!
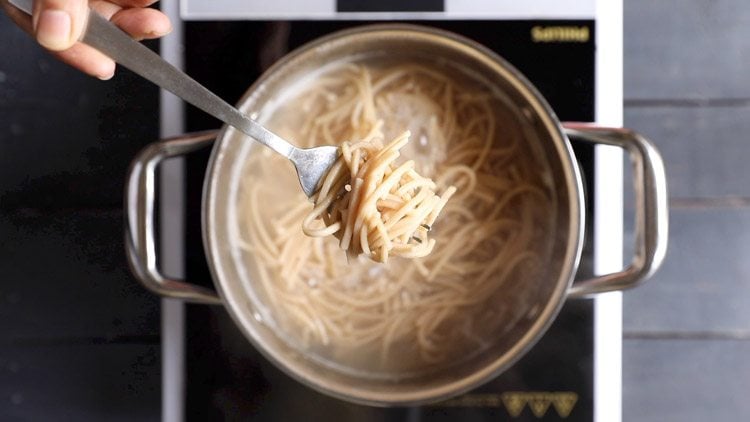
203;23;584;406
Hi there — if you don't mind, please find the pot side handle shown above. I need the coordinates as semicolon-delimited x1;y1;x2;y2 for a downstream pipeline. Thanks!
564;124;669;297
124;131;222;305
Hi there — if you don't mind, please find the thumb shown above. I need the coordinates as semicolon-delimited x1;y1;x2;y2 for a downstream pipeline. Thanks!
33;0;88;51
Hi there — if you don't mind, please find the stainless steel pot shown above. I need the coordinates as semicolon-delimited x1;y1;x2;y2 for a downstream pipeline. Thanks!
125;24;668;406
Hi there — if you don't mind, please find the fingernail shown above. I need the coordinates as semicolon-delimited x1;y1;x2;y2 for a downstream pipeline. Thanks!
148;25;173;38
97;71;115;81
35;10;72;50
97;63;116;81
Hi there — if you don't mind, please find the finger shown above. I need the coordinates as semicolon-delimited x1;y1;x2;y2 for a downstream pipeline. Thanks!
33;0;89;51
54;43;116;80
3;0;169;80
89;0;123;19
1;0;110;78
53;6;170;79
107;0;159;7
110;7;171;40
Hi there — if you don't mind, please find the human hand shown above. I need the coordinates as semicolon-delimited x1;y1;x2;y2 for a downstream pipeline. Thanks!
1;0;171;80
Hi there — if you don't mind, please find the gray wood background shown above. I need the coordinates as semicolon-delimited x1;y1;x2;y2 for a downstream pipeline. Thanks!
623;0;750;421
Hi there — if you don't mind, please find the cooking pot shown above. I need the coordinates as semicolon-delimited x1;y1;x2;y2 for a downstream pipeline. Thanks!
124;24;668;406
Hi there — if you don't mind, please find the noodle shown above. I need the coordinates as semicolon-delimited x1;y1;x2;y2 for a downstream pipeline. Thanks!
235;60;556;376
304;129;456;262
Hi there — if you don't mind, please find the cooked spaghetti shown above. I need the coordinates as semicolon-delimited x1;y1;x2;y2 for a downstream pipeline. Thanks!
234;60;556;376
304;128;456;263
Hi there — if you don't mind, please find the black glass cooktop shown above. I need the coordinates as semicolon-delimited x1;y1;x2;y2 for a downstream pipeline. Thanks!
180;20;596;421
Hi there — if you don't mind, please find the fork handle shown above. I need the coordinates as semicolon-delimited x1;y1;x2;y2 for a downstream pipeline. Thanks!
9;0;295;158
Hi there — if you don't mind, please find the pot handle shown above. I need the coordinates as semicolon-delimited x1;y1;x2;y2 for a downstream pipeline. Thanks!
564;124;669;297
124;131;222;305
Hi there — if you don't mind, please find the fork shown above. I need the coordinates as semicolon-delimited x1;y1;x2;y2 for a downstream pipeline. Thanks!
9;0;339;197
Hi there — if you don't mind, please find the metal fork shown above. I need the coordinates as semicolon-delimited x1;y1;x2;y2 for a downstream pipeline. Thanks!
9;0;338;197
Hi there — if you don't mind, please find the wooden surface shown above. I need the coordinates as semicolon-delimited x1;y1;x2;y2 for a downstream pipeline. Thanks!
0;12;160;421
622;0;750;420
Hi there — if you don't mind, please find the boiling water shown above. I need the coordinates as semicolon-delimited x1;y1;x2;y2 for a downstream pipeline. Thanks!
231;56;558;379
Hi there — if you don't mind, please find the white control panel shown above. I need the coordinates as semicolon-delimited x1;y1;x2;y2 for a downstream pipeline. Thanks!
181;0;595;20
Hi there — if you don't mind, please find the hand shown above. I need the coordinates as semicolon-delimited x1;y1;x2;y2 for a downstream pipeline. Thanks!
1;0;172;79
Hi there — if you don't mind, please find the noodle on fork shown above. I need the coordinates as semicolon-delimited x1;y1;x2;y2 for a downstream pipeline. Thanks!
303;129;456;263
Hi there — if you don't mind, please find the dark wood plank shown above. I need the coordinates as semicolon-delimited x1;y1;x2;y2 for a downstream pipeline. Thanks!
0;343;159;421
624;0;750;100
0;209;159;341
623;338;750;422
0;13;159;210
624;104;750;198
623;206;750;333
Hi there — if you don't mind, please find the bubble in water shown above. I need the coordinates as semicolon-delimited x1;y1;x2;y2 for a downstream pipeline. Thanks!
522;106;535;122
367;266;384;279
527;305;541;319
